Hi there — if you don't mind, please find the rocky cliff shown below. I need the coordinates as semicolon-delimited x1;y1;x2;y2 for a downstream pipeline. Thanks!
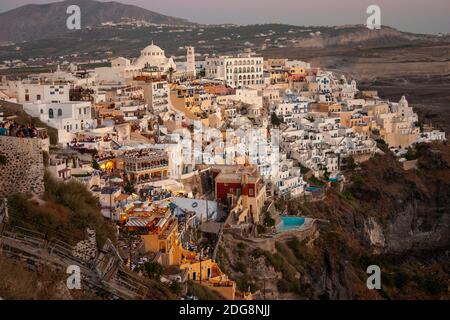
219;142;450;299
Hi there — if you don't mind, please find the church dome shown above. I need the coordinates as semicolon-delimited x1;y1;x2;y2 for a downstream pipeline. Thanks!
133;41;175;72
141;42;164;56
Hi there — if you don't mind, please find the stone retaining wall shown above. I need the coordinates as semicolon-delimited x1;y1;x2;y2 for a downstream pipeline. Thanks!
0;136;45;198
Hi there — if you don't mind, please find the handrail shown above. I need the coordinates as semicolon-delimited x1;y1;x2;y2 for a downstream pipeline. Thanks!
0;224;151;299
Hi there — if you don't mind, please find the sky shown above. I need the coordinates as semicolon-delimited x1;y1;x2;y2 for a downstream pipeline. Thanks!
0;0;449;35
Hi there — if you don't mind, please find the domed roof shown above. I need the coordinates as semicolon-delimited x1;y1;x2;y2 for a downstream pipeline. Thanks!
142;41;164;54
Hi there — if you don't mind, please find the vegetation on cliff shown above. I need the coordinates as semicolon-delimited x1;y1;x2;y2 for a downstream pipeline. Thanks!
219;142;449;299
7;173;116;246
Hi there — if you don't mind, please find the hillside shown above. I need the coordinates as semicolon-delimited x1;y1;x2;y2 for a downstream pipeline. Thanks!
0;172;176;300
218;142;450;299
0;0;193;42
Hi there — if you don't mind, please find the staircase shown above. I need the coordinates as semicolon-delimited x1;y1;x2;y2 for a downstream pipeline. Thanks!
0;198;152;300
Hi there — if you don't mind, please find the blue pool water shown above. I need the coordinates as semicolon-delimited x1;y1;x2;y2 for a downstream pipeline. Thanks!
306;186;321;192
276;216;306;232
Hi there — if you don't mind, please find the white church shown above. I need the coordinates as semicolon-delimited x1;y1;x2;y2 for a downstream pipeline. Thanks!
95;42;195;83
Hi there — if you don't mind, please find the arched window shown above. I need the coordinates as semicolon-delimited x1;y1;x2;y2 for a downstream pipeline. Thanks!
58;108;62;117
49;108;54;119
40;109;43;114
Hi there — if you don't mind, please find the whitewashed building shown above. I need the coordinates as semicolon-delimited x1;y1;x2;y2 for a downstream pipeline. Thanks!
205;53;264;87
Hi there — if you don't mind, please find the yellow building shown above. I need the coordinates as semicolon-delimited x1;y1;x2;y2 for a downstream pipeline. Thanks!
382;121;420;148
268;68;289;85
179;251;252;300
363;103;389;117
141;215;183;266
170;84;212;118
337;111;354;127
135;201;251;300
264;58;287;69
319;103;341;113
289;66;306;76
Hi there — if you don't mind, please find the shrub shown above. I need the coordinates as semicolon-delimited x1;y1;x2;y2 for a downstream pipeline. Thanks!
0;154;8;166
43;173;116;245
124;182;135;194
404;148;418;161
264;213;275;227
237;242;246;250
169;281;182;294
187;281;225;300
394;271;409;289
251;248;264;258
92;160;101;170
308;176;325;186
270;113;282;127
142;261;164;280
233;261;247;273
8;173;116;246
341;191;354;201
277;278;291;293
256;224;266;234
343;156;357;169
375;139;390;153
236;274;257;293
420;275;447;295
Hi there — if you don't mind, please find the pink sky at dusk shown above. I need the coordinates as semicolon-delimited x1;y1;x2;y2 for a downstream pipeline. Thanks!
1;0;449;34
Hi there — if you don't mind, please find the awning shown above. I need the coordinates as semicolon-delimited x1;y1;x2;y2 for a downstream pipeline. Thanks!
125;218;152;227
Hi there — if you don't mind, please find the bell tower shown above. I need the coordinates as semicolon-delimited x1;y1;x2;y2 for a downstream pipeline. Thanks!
186;46;196;78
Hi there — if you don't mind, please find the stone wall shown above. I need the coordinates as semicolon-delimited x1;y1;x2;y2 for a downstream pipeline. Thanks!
0;136;45;198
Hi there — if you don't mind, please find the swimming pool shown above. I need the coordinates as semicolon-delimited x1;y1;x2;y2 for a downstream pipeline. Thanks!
276;216;306;233
306;186;322;192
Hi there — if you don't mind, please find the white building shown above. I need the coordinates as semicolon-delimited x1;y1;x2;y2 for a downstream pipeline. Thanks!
47;156;71;181
141;81;170;113
205;53;264;88
96;42;177;82
232;88;263;107
23;101;94;135
271;154;306;198
8;81;70;104
134;42;176;72
417;130;446;143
